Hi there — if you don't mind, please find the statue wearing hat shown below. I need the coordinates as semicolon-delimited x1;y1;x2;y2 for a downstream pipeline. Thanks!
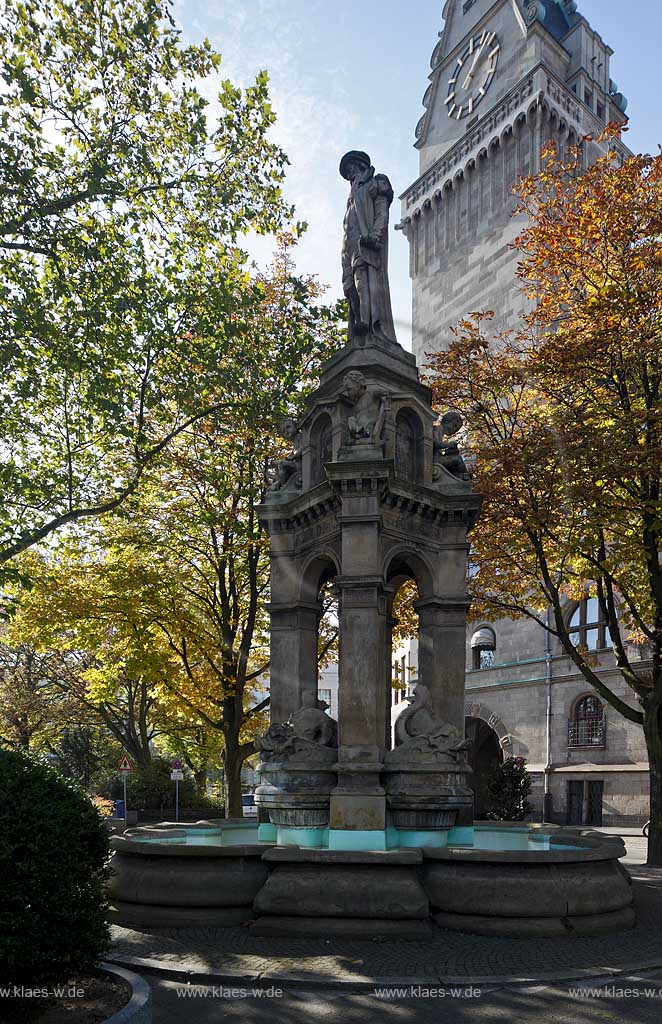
339;151;397;345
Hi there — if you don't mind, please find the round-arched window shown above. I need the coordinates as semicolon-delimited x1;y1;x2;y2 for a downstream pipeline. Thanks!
471;625;496;670
569;694;605;747
569;597;613;652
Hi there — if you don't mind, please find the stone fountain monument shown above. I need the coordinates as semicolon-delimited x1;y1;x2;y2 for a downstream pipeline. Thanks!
107;152;635;940
252;150;480;918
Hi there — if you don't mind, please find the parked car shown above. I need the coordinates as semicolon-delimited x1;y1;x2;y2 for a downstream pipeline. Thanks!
242;792;257;816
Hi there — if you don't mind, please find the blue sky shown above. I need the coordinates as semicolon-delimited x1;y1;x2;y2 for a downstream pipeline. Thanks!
174;0;662;347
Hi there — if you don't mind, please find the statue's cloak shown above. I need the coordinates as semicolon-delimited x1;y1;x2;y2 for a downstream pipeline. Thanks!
342;166;397;343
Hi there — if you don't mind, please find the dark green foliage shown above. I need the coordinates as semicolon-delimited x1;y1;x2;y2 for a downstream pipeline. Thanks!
484;756;533;822
56;727;103;790
0;748;109;983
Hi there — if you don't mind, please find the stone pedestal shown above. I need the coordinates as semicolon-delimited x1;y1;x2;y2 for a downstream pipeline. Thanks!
252;846;431;938
383;761;473;830
255;755;337;829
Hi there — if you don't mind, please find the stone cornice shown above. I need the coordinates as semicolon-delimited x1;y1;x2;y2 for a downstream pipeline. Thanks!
399;64;629;220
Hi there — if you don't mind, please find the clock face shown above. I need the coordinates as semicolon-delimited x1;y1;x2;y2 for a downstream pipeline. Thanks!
445;30;500;120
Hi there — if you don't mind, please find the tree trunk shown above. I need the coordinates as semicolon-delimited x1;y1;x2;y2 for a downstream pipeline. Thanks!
223;742;244;818
644;717;662;866
193;767;207;795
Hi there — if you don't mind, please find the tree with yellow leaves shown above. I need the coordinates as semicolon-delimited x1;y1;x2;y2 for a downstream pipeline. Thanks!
12;237;343;815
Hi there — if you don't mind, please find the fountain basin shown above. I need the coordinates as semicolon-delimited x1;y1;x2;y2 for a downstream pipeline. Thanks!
422;825;634;936
107;820;634;936
108;820;271;928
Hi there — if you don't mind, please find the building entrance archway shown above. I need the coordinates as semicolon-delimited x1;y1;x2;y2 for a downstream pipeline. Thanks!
465;716;503;818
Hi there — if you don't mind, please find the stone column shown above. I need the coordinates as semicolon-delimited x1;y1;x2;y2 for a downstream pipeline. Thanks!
415;597;471;737
330;577;388;831
267;602;321;724
384;609;398;752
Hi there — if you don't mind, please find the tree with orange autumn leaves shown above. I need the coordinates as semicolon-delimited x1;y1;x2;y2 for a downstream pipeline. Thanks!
429;130;662;863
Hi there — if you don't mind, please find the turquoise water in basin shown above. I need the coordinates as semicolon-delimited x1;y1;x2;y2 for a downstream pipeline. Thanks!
132;822;584;853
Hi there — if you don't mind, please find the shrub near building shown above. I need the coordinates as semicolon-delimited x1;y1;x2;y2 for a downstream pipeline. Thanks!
484;756;533;822
0;749;110;983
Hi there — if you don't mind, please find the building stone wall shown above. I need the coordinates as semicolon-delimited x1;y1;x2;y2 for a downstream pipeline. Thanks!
464;619;650;824
397;0;645;826
401;0;629;362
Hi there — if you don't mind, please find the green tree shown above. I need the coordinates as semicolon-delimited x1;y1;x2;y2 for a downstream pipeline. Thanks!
0;749;109;985
11;239;343;816
8;552;198;768
0;642;75;751
0;0;294;572
484;757;533;822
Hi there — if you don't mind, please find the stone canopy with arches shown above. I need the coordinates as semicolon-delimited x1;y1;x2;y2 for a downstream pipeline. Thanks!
258;314;482;834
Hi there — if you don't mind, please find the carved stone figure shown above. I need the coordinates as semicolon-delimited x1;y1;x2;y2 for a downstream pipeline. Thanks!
288;691;338;747
388;684;471;764
433;411;470;481
255;693;338;764
267;418;302;494
341;370;387;446
340;150;397;344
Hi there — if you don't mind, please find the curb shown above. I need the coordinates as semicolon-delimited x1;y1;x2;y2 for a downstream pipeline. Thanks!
100;962;152;1023
105;952;662;992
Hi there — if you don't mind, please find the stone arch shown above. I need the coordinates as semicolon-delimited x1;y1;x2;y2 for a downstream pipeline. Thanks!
463;700;514;756
383;546;435;602
465;715;504;818
299;551;340;605
571;691;605;718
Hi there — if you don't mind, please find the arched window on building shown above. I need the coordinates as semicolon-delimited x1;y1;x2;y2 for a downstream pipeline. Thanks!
471;626;496;670
568;694;606;747
568;597;613;652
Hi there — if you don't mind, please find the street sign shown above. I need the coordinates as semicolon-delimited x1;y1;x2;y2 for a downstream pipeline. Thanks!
172;759;183;771
171;770;184;781
117;755;133;823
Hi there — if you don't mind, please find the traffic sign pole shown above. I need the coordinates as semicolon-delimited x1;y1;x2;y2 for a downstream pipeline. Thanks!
117;754;134;824
171;759;183;821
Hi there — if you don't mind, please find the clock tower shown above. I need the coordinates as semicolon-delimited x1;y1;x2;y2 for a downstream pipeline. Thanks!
400;0;629;361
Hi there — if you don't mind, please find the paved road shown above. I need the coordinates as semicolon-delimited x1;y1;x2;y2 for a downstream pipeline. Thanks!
150;970;662;1024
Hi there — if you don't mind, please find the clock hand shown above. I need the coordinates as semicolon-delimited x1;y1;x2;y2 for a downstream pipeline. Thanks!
462;40;487;89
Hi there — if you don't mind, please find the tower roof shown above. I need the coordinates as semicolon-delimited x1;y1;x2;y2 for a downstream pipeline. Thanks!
524;0;577;42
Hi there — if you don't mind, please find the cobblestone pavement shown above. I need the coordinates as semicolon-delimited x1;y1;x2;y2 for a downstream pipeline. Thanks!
150;971;662;1024
109;853;662;986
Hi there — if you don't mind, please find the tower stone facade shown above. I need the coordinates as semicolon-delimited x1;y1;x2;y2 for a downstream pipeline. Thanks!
400;0;629;359
398;1;649;827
